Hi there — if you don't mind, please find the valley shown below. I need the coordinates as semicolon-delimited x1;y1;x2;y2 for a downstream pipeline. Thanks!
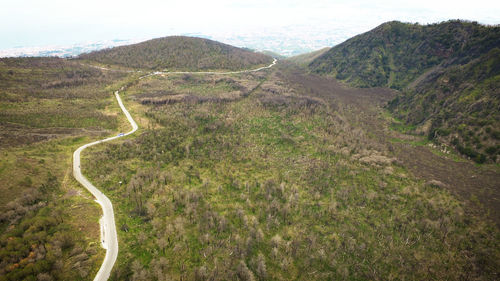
82;60;498;280
0;22;499;281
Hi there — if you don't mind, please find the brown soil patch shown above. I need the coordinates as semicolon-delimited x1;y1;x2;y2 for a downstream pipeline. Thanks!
395;143;500;224
0;123;109;148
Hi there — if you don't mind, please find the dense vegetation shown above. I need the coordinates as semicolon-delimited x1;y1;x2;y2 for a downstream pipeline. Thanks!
388;48;500;163
0;57;134;280
309;20;500;89
82;65;499;280
1;32;499;281
0;169;102;281
78;36;273;71
307;20;500;163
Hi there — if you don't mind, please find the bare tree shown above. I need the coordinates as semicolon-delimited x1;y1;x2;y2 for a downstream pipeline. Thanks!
255;253;267;280
237;260;255;281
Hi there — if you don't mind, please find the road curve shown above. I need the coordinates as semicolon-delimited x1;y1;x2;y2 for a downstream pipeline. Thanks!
73;91;137;281
75;58;276;281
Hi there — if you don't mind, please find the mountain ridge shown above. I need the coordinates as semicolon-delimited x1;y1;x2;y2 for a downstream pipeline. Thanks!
309;20;500;89
307;20;500;163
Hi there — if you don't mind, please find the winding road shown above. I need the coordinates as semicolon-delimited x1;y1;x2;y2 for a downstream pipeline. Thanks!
74;58;276;281
73;90;137;281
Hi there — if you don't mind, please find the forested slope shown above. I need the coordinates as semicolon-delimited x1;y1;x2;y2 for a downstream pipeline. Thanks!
309;20;500;89
388;48;500;163
309;20;500;162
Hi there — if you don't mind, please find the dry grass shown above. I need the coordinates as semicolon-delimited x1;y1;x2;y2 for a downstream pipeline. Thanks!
80;63;500;280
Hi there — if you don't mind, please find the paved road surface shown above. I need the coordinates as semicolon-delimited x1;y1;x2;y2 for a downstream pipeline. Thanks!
73;91;137;281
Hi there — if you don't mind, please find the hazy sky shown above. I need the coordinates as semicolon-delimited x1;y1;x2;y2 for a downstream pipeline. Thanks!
1;0;499;49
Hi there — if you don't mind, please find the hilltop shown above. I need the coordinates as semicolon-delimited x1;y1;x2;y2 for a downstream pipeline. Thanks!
309;20;500;89
307;20;500;163
78;36;273;71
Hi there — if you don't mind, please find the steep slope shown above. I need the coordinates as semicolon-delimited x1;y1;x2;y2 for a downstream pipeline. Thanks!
309;20;500;163
286;47;330;67
78;36;272;71
388;48;500;163
309;20;500;89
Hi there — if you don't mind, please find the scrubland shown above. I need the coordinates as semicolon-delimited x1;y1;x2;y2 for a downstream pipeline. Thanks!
81;63;500;280
0;57;134;281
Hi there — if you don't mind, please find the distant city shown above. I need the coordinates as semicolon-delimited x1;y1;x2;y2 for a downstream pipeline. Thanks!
0;39;141;58
0;26;364;58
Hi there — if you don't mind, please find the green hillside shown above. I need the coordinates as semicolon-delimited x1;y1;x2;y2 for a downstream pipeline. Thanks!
309;20;500;89
78;36;273;71
0;57;135;280
309;20;500;162
286;47;330;67
388;48;500;163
